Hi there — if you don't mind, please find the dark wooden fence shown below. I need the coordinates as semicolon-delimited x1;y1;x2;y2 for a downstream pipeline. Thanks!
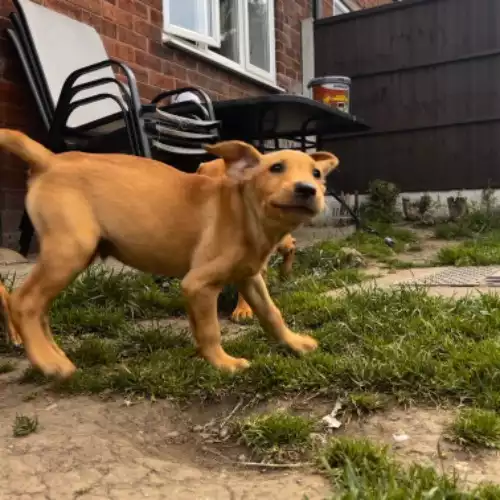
315;0;500;193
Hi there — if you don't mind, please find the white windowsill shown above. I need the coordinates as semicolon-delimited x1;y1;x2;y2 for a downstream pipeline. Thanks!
162;33;285;94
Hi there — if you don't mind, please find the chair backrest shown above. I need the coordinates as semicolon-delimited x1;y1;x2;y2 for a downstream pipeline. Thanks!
15;0;123;128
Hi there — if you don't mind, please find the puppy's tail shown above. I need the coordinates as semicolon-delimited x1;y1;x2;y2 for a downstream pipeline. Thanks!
0;129;53;174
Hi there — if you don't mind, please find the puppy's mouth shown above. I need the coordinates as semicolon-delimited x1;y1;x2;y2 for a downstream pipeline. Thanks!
270;202;317;216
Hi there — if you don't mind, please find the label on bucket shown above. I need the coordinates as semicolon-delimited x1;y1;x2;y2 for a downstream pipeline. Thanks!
313;85;350;113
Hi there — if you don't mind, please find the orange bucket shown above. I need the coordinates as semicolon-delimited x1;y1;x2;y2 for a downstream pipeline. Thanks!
308;76;351;114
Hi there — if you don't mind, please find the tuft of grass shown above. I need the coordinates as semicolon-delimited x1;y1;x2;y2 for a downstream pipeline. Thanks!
235;411;315;460
434;210;500;241
50;267;186;338
436;232;500;266
448;408;500;449
319;436;500;498
347;393;390;416
13;414;38;437
0;360;16;374
320;437;392;479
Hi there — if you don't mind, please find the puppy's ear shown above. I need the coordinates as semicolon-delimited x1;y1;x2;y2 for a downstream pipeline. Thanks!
205;141;262;179
310;151;339;177
196;159;225;178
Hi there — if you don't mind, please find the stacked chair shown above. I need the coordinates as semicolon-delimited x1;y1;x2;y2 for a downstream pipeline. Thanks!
7;0;221;254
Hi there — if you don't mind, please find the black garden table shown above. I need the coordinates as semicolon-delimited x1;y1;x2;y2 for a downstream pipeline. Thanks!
211;93;369;152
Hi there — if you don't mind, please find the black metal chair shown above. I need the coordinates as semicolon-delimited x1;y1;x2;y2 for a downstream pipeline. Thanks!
8;0;222;254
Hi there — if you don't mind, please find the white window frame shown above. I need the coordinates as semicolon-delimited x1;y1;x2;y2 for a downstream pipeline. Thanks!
163;0;221;47
243;0;276;82
162;0;276;85
334;0;351;15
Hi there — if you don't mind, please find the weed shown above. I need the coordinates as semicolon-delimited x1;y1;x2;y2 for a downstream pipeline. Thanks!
319;436;500;498
360;180;400;224
0;360;16;374
448;408;500;449
436;232;500;266
346;393;390;416
13;414;38;437
235;411;315;461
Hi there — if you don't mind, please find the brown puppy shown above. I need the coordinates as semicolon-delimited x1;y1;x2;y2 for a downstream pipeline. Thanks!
0;129;339;378
197;157;297;322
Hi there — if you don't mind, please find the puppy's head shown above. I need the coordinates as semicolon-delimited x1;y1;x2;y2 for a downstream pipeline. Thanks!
205;141;339;225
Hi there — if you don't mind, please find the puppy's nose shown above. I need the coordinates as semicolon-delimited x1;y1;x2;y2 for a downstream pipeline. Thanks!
294;182;317;198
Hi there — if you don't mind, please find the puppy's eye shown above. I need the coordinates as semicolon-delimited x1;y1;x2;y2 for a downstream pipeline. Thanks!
312;168;321;179
269;162;285;174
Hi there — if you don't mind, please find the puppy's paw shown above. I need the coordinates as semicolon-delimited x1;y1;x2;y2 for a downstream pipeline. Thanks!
214;356;251;373
201;348;251;373
231;304;254;323
286;333;318;354
32;352;77;379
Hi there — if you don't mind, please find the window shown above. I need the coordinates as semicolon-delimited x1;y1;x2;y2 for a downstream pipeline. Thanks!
334;0;351;15
163;0;276;83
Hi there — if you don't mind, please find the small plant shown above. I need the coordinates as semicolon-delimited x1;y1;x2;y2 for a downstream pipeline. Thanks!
435;233;500;266
448;408;500;449
235;411;315;460
347;393;390;416
361;180;400;223
13;414;39;437
0;360;16;374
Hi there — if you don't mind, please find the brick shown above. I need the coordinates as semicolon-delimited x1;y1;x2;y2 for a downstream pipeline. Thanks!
163;62;187;82
126;62;148;83
117;0;147;19
117;26;147;51
101;18;117;38
102;2;133;29
44;0;83;20
149;7;162;26
115;42;135;63
68;0;103;15
137;81;160;101
148;70;174;90
81;10;103;31
133;18;161;41
135;50;162;73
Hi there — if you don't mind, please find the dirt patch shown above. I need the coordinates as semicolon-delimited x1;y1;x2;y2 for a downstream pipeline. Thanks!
0;363;329;500
346;407;500;488
396;236;450;266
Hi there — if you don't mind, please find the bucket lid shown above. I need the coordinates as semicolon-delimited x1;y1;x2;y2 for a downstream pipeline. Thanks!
307;76;351;88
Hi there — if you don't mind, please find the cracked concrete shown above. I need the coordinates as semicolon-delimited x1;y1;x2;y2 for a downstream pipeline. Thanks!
0;366;330;500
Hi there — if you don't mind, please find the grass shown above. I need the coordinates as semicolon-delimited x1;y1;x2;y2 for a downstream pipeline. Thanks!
319;436;500;498
448;408;500;449
234;411;315;461
12;414;38;437
434;209;500;240
7;226;500;494
0;360;16;374
16;284;500;416
436;231;500;266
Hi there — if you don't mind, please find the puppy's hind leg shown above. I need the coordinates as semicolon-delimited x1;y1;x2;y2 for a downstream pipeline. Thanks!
0;283;22;345
9;203;101;377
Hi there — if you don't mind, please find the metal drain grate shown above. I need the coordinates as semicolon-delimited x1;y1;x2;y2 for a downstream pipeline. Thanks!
406;266;500;287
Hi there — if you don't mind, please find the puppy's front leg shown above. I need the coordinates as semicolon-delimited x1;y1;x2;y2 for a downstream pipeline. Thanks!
238;274;318;354
182;271;250;373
